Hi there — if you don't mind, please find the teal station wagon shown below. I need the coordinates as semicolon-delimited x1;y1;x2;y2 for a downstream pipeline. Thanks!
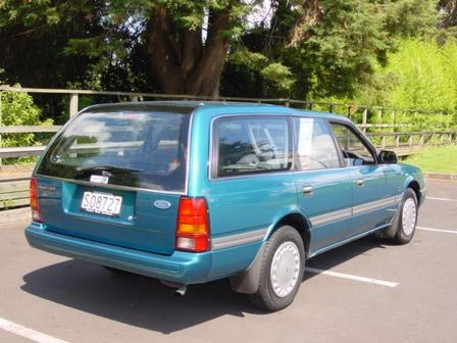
25;102;425;311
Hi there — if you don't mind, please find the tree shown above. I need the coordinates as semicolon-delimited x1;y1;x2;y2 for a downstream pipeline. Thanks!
222;0;439;99
0;0;442;100
0;1;108;88
144;1;247;96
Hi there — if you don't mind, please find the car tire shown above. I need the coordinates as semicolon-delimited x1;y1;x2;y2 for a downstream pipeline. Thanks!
391;188;418;245
249;226;305;312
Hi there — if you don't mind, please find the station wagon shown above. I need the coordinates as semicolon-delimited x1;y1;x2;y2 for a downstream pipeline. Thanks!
25;102;426;311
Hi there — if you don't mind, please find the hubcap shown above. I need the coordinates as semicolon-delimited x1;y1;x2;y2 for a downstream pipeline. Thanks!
270;241;301;298
402;197;417;236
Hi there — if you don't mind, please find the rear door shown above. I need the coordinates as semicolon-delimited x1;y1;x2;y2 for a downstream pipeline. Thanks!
35;105;191;255
293;117;353;253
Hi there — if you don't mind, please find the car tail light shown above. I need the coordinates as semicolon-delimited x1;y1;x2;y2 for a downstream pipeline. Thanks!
176;197;210;252
30;177;42;222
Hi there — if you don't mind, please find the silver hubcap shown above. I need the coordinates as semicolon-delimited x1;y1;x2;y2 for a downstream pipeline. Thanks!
402;197;417;236
270;241;301;298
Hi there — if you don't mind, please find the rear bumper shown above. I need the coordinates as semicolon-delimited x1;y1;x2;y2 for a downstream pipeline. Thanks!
25;222;212;285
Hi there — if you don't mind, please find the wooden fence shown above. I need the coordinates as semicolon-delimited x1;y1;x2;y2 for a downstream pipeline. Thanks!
0;86;456;210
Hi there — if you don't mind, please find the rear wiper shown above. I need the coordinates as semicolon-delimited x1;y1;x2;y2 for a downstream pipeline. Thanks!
75;165;143;178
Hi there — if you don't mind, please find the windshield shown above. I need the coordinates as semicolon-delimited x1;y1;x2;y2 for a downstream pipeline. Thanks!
37;109;190;192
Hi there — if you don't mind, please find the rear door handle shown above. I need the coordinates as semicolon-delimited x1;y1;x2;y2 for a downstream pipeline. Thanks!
356;179;365;187
302;186;314;195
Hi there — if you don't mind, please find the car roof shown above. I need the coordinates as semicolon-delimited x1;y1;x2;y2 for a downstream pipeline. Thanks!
81;101;349;122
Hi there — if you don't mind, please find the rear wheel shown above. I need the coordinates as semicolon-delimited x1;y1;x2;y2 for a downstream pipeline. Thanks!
391;188;418;245
249;226;305;311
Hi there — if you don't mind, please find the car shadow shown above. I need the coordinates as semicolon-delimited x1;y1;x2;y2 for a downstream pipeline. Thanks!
21;237;390;333
304;236;391;280
21;260;259;334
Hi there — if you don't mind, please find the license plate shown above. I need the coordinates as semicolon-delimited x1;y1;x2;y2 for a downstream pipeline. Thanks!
81;191;123;216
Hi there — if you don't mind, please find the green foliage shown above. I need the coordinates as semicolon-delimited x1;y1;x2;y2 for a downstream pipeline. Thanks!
223;0;440;100
260;63;296;97
348;37;457;131
0;87;53;163
0;89;43;126
0;0;452;108
383;39;457;112
286;0;439;99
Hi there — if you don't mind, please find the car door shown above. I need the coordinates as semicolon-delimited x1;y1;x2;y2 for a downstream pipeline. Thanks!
330;122;400;239
293;117;354;254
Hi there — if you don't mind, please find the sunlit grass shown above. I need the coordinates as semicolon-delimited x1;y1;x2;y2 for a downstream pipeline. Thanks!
403;145;457;174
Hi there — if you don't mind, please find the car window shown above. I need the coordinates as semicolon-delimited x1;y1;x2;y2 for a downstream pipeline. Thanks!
294;118;341;170
330;123;376;166
214;117;292;177
37;110;190;192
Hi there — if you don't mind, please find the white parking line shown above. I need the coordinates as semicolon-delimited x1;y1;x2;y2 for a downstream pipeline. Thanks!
427;196;456;202
306;267;399;288
417;226;457;235
0;317;69;343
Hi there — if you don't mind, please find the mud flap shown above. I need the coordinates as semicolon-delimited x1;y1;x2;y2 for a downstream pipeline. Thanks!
229;242;267;294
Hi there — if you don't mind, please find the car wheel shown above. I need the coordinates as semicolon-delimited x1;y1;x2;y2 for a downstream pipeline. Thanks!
392;188;418;245
249;226;305;311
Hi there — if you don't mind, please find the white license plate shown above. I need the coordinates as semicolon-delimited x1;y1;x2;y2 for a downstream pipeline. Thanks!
81;192;123;216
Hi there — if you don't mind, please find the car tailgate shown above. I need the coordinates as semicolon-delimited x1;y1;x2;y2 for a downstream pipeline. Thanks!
37;177;179;255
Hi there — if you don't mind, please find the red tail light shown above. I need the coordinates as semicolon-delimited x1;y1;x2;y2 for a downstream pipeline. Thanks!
30;177;42;222
176;197;210;252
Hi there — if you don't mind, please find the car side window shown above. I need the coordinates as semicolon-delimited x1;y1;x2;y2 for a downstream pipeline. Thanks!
330;123;376;166
294;118;341;170
214;117;292;177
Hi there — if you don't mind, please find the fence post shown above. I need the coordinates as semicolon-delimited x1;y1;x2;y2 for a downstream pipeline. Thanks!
362;108;368;133
379;107;384;121
391;110;395;130
69;92;79;118
0;91;2;167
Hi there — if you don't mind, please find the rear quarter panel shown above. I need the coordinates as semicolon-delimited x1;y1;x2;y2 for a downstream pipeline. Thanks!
187;107;299;280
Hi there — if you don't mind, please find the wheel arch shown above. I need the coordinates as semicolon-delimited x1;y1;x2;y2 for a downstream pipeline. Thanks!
406;180;422;204
275;213;311;257
381;183;419;239
229;211;311;295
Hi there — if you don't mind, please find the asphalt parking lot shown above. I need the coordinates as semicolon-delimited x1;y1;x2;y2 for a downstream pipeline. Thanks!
0;178;456;343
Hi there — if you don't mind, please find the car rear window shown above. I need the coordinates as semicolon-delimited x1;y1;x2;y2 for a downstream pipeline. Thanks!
214;116;292;177
37;109;190;192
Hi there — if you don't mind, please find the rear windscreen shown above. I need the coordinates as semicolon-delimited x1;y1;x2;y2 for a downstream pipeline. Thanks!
37;109;190;192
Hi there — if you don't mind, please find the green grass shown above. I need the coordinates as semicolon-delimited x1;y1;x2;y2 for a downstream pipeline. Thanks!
403;145;457;174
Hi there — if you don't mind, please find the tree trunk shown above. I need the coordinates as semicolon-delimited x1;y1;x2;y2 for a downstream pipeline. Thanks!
146;5;233;97
288;0;323;46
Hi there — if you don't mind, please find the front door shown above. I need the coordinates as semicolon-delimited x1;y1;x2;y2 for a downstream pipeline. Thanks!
330;123;399;239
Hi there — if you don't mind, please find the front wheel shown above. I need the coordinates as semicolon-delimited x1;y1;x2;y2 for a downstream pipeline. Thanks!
249;226;305;311
391;188;418;245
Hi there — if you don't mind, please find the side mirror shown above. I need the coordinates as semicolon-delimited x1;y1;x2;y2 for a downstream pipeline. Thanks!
379;150;397;164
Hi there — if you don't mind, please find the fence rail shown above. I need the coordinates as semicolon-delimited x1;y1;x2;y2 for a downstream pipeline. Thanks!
0;127;455;160
0;86;456;210
0;85;453;118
